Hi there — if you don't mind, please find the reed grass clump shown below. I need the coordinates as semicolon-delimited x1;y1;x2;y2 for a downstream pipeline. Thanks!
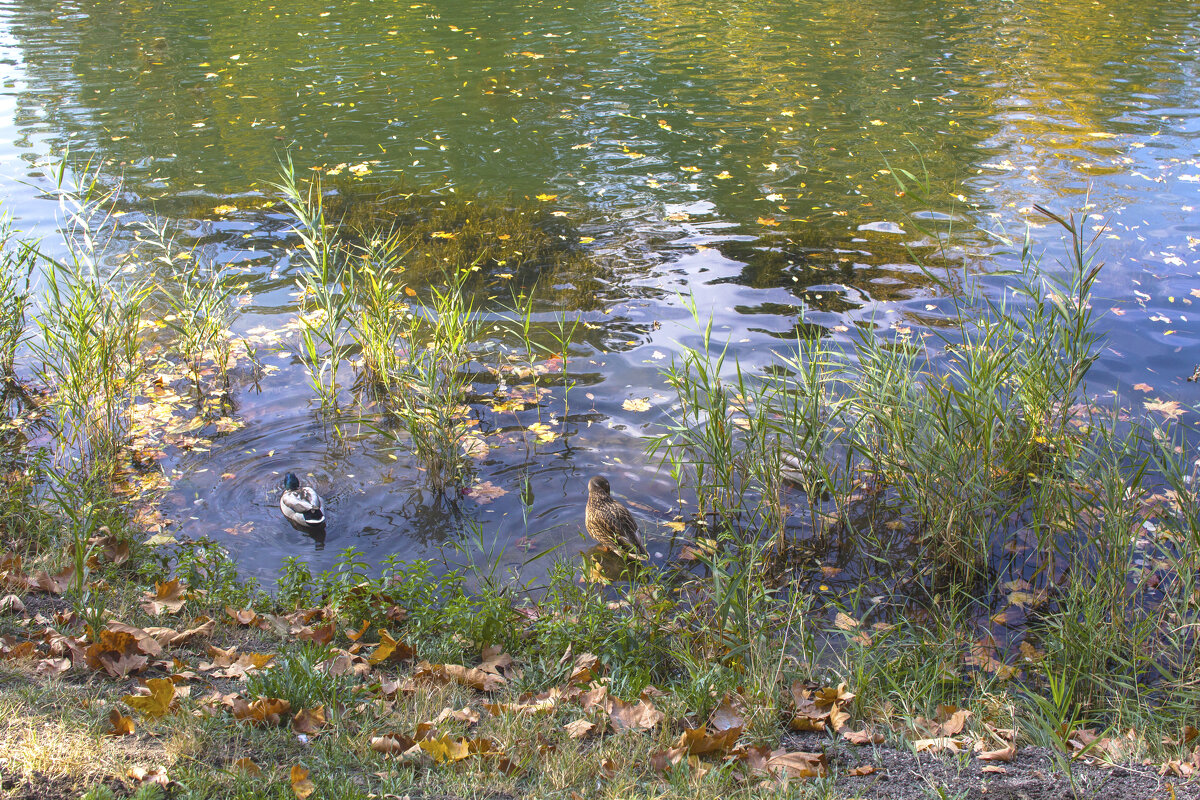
134;217;241;392
30;166;150;486
656;206;1104;587
0;213;34;381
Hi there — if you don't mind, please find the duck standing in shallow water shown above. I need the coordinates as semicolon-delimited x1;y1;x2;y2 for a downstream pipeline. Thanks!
585;476;647;559
280;472;325;527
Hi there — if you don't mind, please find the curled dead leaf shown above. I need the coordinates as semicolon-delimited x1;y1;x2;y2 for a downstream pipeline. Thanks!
371;732;417;756
108;708;135;736
290;764;315;799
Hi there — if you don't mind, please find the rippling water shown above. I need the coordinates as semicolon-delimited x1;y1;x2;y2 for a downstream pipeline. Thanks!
1;0;1199;584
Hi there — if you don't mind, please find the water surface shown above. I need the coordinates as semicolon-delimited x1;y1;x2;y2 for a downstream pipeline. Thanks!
1;0;1199;585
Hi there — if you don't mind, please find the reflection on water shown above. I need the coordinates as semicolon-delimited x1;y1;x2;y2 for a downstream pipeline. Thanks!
0;0;1199;583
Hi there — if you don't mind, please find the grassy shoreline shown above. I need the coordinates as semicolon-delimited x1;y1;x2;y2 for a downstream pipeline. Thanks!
1;169;1199;799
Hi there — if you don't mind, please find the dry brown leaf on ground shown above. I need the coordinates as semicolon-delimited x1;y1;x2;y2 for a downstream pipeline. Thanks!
89;530;130;566
579;684;608;711
418;661;506;691
568;651;600;686
346;620;371;641
292;706;327;735
654;724;742;766
764;750;827;780
484;698;555;717
86;630;150;678
607;696;664;732
0;594;26;615
225;607;258;626
144;617;215;648
564;719;595;739
31;565;74;595
0;637;36;660
297;621;336;645
848;764;876;775
371;733;417;756
123;677;177;718
105;622;164;657
127;766;169;788
913;736;965;754
978;743;1016;762
290;765;315;799
789;680;853;732
36;656;71;676
367;629;415;664
321;650;371;678
142;579;187;615
709;693;747;732
419;734;473;763
199;646;274;679
842;727;885;745
108;708;135;736
431;706;481;725
480;643;514;675
231;758;260;776
914;705;973;738
231;697;291;726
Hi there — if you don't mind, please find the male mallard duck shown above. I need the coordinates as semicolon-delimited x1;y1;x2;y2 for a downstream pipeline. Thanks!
280;472;325;527
585;476;647;559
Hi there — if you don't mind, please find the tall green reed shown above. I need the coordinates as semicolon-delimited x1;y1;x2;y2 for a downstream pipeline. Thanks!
0;211;35;381
31;163;150;484
274;161;352;411
136;218;240;392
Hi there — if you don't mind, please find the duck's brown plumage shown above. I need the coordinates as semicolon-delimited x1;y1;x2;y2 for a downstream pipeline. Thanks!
585;476;647;559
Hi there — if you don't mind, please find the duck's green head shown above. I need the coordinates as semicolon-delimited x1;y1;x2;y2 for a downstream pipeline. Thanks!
284;472;300;491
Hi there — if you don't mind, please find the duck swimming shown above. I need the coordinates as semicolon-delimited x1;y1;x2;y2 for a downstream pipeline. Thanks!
280;472;325;527
585;476;647;559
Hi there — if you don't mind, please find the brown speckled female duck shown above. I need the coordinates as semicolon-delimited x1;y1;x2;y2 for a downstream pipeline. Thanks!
585;476;648;559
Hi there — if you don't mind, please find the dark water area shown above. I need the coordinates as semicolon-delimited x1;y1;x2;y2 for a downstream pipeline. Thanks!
1;0;1199;587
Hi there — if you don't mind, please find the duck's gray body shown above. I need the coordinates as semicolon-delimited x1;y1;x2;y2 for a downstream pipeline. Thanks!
281;472;325;527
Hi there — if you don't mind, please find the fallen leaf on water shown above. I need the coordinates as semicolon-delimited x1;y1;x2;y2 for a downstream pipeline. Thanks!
465;481;508;504
1144;398;1186;420
622;397;651;412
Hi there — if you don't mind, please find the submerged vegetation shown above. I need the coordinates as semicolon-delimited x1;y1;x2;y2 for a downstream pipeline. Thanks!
1;163;1199;800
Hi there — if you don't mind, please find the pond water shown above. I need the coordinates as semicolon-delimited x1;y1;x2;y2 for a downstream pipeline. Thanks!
1;0;1199;587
